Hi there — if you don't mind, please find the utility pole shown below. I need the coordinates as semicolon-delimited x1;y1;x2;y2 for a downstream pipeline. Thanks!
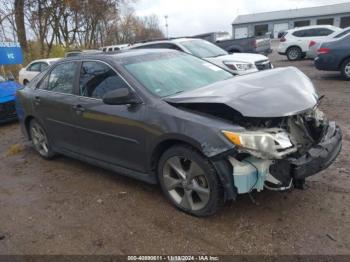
165;15;169;38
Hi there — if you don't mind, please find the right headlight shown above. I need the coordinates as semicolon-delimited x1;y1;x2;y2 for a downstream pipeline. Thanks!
222;130;296;159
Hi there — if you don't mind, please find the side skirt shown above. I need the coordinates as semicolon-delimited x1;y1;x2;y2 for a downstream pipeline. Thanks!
55;147;157;184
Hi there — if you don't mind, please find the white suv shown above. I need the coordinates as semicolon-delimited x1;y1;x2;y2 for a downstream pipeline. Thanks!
278;25;340;61
130;38;273;75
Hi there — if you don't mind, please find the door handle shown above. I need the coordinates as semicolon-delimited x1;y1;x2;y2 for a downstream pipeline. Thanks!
72;104;85;115
34;96;41;105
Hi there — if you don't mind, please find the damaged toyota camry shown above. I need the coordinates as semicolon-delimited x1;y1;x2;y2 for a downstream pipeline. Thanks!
16;49;342;216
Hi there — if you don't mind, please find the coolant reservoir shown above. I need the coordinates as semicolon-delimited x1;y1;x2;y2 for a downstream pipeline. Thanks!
228;157;272;194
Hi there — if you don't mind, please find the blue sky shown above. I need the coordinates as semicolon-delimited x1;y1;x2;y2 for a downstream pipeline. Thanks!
132;0;350;36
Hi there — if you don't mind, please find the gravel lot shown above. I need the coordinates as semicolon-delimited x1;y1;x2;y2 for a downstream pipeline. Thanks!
1;45;350;255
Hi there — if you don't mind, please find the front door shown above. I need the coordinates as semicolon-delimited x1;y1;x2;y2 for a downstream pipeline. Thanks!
71;60;147;172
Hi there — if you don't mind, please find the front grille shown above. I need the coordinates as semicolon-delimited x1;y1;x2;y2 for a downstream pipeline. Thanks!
255;60;272;71
0;100;17;121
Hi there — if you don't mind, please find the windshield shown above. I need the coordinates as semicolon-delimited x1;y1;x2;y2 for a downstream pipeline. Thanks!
179;39;228;58
123;52;233;97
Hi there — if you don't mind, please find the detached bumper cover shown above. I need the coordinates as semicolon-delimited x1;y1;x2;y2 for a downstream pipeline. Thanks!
290;122;342;180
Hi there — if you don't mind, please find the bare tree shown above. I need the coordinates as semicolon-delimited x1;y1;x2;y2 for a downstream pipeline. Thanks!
14;0;27;52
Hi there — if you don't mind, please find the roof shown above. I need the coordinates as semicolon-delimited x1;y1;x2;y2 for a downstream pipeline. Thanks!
286;25;340;32
31;58;61;63
233;2;350;25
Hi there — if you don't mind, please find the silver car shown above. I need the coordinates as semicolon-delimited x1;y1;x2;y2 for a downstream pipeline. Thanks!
307;27;350;59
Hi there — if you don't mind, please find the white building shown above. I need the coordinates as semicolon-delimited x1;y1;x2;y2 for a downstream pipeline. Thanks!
232;2;350;39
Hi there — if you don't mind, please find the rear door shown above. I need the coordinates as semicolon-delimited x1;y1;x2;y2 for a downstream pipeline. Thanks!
71;60;147;172
32;61;81;152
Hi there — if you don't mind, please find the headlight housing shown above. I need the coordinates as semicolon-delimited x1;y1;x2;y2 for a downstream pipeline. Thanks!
223;61;254;71
222;130;297;159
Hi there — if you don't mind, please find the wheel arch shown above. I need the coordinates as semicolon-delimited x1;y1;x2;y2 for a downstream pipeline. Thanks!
149;136;203;174
286;45;302;53
339;56;350;70
24;115;35;140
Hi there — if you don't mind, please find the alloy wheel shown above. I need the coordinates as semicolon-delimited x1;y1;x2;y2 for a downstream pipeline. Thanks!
345;63;350;78
288;47;300;60
30;123;49;156
162;156;210;211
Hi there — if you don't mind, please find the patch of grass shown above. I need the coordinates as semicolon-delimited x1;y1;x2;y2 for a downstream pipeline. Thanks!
6;144;24;157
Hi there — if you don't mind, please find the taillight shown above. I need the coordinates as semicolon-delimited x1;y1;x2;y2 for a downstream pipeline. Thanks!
317;48;330;54
280;36;286;42
309;40;316;47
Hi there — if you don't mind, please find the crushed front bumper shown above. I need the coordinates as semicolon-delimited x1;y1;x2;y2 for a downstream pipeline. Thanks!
270;122;342;183
289;122;342;180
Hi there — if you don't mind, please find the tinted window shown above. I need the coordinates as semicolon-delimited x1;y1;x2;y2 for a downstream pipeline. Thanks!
79;61;129;99
28;62;42;72
46;62;78;94
311;28;333;36
108;47;113;52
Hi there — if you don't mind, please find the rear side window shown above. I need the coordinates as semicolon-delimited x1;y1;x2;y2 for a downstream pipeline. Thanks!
292;29;312;37
45;62;78;94
311;28;334;36
79;61;129;99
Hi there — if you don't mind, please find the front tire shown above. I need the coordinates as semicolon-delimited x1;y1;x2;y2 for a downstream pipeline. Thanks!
287;47;302;61
341;58;350;81
29;119;55;159
157;145;224;217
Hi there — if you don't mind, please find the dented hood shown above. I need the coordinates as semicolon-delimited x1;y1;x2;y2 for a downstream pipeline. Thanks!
164;67;318;118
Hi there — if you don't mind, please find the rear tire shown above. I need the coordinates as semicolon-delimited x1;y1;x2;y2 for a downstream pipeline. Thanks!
287;47;302;61
29;119;55;159
157;145;224;217
340;58;350;81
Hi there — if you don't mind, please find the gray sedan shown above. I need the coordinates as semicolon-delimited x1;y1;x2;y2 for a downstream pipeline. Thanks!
16;49;342;216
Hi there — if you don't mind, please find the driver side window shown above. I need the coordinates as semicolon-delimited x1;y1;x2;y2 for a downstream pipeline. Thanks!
79;61;129;99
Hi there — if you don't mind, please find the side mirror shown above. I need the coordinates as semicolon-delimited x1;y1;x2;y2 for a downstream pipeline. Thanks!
102;88;141;105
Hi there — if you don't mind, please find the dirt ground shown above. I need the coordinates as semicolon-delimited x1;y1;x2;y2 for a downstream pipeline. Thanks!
1;44;350;255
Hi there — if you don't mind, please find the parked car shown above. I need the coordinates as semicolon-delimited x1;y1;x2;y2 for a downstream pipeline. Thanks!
278;25;340;61
19;58;60;85
65;49;101;58
0;74;22;123
130;38;273;75
314;33;350;80
102;44;129;52
307;27;350;59
16;49;342;216
192;32;272;55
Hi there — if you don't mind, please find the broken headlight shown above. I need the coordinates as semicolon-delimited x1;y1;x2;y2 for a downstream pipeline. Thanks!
222;130;297;159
